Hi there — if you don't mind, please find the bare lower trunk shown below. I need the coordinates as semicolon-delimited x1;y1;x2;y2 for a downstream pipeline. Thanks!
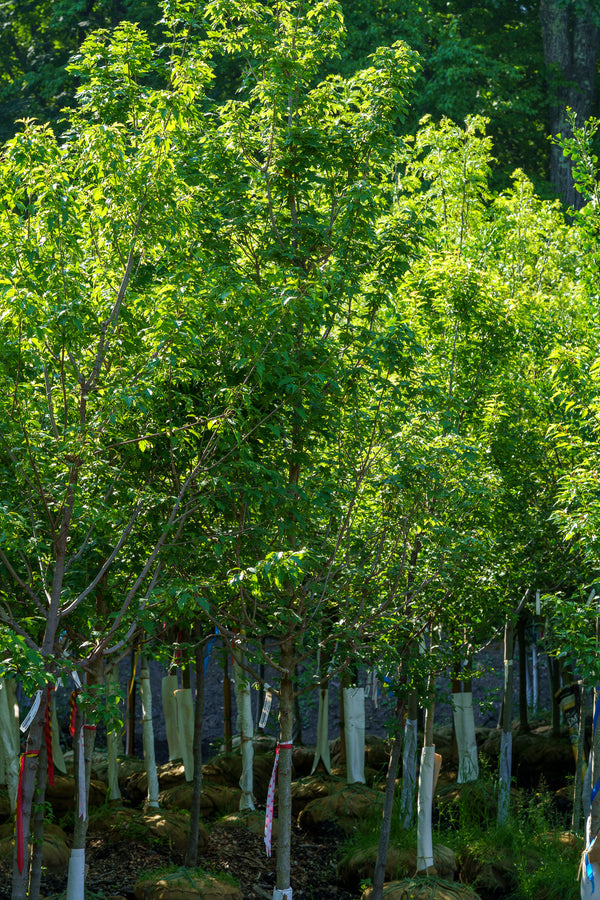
417;675;436;874
106;665;122;804
141;657;159;808
233;643;255;811
223;654;233;755
27;739;48;900
400;692;418;829
276;638;294;897
497;619;514;826
372;695;405;900
185;638;206;868
572;681;586;833
11;704;46;900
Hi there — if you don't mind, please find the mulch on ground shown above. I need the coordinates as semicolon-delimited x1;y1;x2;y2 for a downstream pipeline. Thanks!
0;816;361;900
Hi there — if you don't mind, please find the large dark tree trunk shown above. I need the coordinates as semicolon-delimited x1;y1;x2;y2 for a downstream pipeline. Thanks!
540;0;599;208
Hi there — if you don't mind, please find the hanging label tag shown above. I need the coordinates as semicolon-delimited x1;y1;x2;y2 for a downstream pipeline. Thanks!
20;690;42;733
259;687;272;729
72;670;82;689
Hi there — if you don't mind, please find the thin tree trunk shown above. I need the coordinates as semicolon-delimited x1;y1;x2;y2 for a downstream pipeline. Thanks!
497;619;514;826
11;701;46;900
572;680;586;833
371;694;405;900
400;691;419;829
185;637;206;868
27;736;48;900
66;661;101;900
223;654;233;754
233;642;255;811
141;656;159;808
517;613;529;732
126;646;137;757
106;664;122;804
417;674;437;874
275;638;294;898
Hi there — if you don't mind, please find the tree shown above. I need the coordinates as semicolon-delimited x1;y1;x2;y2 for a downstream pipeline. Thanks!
540;0;599;207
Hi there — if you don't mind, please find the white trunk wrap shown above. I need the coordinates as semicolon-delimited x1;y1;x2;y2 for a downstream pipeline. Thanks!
161;674;182;762
175;688;195;781
417;744;435;870
343;687;365;785
311;688;331;775
452;691;479;783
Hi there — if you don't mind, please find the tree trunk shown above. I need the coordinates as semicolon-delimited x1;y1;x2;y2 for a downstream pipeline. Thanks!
417;674;437;874
497;619;514;825
572;681;586;833
540;0;599;208
27;736;48;900
141;656;159;808
517;613;529;732
400;691;419;829
126;646;137;757
11;701;46;900
106;665;122;804
66;661;102;900
275;638;294;898
232;642;255;811
371;695;405;900
185;637;206;868
223;654;233;755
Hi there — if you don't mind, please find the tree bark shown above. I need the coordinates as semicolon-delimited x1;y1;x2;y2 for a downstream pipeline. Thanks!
371;695;405;900
185;637;206;868
276;638;294;897
517;613;529;732
27;735;48;900
540;0;599;208
497;619;514;825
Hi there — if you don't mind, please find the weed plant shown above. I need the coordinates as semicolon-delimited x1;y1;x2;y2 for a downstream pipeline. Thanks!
339;762;583;900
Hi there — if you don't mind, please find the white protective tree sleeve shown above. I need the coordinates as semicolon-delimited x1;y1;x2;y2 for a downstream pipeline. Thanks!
233;650;255;811
65;848;86;900
175;688;195;782
161;674;182;762
273;889;292;899
497;729;512;825
0;678;18;810
452;691;479;783
400;718;418;828
343;687;365;785
417;745;435;871
311;688;331;775
141;658;159;807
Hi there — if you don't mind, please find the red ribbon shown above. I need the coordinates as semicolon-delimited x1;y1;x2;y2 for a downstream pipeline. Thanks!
45;686;54;787
16;751;39;874
69;690;79;738
264;742;292;857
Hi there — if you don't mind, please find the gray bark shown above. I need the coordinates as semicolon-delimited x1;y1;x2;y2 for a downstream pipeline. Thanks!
540;0;599;208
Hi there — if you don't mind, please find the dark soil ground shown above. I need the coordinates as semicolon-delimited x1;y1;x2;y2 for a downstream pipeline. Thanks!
0;809;359;900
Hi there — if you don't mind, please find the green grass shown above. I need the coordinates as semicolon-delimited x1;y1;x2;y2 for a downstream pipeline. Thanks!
338;765;583;900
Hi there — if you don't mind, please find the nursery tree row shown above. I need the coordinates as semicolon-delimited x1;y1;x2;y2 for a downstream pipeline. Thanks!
1;1;600;898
